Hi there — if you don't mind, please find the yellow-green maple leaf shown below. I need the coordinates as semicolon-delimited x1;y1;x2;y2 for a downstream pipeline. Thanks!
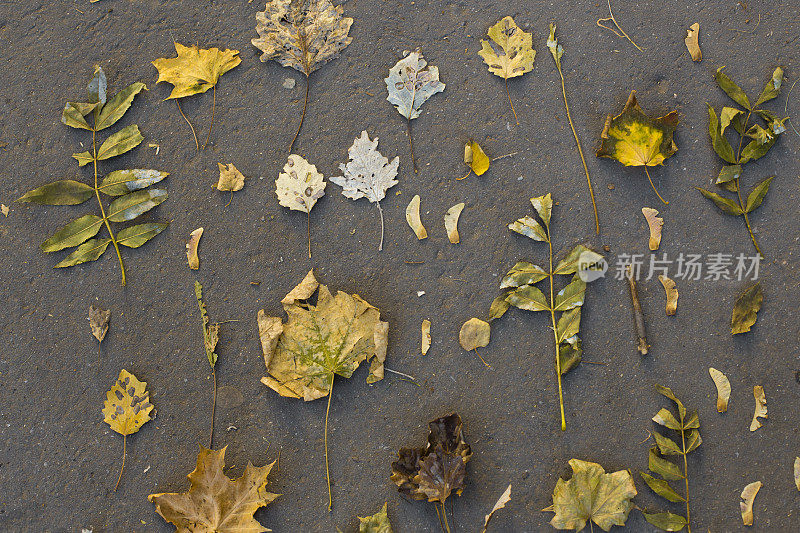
152;43;241;100
478;16;535;79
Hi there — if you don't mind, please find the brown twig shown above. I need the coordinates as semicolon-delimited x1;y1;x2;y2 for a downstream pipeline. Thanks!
202;85;216;150
289;73;310;152
176;99;200;153
596;0;644;52
626;265;649;355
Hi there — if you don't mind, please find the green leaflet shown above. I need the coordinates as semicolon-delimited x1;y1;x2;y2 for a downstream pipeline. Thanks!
107;189;167;222
18;180;94;205
41;214;103;252
707;105;736;163
715;165;741;186
641;473;685;502
556;307;581;343
746;176;773;212
553;277;585;311
61;102;96;130
696;188;742;215
72;151;95;166
648;447;684;481
554;245;603;275
95;82;147;130
87;65;107;106
715;67;751;109
652;408;681;430
116;223;169;248
500;261;548;288
97;124;144;160
488;295;510;321
505;284;549;311
508;215;547;241
55;238;111;267
731;283;763;334
642;511;687;531
754;66;783;107
99;169;169;196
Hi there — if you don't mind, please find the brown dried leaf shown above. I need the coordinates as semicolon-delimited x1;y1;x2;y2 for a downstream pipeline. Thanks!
88;304;111;343
642;207;663;250
708;367;731;413
149;446;279;532
186;227;203;270
421;319;431;355
405;194;427;239
444;202;465;244
216;163;246;192
750;385;767;431
658;275;678;316
459;318;490;351
739;481;761;526
685;23;701;61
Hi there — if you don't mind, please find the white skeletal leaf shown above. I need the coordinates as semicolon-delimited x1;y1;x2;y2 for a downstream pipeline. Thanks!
275;154;326;213
385;50;445;120
330;131;398;204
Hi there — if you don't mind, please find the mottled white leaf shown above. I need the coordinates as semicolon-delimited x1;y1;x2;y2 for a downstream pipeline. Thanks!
275;155;326;213
385;50;445;120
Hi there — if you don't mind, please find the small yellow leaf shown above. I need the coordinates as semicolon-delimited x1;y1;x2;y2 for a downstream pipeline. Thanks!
794;458;800;491
186;227;203;270
642;207;663;250
750;385;767;431
708;367;731;413
459;318;490;351
405;194;427;239
464;141;490;176
685;23;702;62
216;163;246;192
444;202;465;244
102;369;154;436
739;481;761;526
421;319;431;355
1;204;9;217
658;275;678;316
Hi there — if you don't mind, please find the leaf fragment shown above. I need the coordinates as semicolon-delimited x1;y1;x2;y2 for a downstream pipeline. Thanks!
732;283;763;334
187;227;203;270
546;458;637;532
385;50;445;120
148;446;279;533
152;43;241;99
88;304;111;343
478;16;535;79
642;207;663;250
684;23;701;61
750;385;767;431
739;481;762;526
216;163;246;192
658;275;678;316
708;367;731;412
405;194;427;239
459;318;490;351
358;502;393;533
444;202;465;244
421;319;431;355
481;484;511;533
275;155;326;213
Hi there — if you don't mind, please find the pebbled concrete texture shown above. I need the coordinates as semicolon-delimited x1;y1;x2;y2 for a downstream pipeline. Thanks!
0;0;799;531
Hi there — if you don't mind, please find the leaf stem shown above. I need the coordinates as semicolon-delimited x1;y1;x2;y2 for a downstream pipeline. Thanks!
92;128;126;286
324;373;334;512
440;501;451;533
554;60;599;234
307;210;312;259
176;99;200;153
505;78;520;125
734;110;763;258
680;425;691;533
202;85;216;150
643;165;668;204
407;118;418;173
209;368;216;449
289;73;310;153
548;237;566;431
596;0;643;52
114;434;126;492
376;201;385;252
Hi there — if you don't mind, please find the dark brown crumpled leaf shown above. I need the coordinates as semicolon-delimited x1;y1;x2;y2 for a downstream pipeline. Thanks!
390;413;472;504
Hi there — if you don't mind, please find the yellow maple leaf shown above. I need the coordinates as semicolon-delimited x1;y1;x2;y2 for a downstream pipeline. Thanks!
152;43;241;100
149;446;279;533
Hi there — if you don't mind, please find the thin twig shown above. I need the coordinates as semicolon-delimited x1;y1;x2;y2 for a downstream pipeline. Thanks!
384;367;417;381
92;129;126;286
643;165;668;204
307;210;312;259
596;0;643;52
785;77;800;138
376;202;385;252
626;265;649;355
176;99;200;153
473;348;492;369
730;12;761;34
505;78;520;125
407;118;418;173
324;373;334;512
202;85;216;150
209;369;216;449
